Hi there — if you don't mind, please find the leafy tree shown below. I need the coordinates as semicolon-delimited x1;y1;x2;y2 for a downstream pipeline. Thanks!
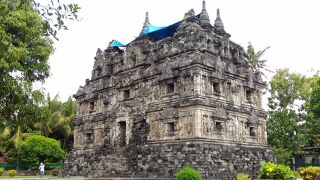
31;0;80;39
267;109;304;163
267;69;312;163
34;95;76;150
0;0;54;121
62;96;76;117
246;42;271;75
34;94;62;137
19;135;65;166
0;0;79;156
0;90;45;164
305;76;320;147
307;76;320;117
53;97;76;151
268;69;312;110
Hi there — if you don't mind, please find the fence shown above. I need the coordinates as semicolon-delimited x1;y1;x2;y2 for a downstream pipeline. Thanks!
0;162;63;171
290;155;320;170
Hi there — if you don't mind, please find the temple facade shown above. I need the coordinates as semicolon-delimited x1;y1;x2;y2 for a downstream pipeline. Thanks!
64;1;274;179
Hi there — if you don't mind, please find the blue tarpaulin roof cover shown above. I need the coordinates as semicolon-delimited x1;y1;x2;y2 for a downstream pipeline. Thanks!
111;40;125;47
139;24;165;36
112;21;181;47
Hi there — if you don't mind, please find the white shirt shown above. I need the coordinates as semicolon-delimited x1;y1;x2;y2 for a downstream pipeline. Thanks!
39;164;45;172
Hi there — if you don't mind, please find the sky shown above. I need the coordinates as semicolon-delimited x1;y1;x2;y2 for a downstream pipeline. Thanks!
43;0;320;102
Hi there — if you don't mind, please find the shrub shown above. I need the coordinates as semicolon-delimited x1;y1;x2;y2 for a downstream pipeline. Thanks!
51;168;61;176
0;168;3;176
293;171;301;178
259;162;296;180
297;167;305;173
235;172;251;180
259;162;276;179
298;166;320;180
176;166;201;180
19;135;65;167
8;169;17;177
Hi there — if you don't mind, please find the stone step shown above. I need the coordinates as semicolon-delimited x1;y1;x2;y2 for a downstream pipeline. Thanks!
99;153;129;173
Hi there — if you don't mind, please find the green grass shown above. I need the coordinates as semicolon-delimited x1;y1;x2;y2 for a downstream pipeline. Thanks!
0;175;37;178
0;175;54;178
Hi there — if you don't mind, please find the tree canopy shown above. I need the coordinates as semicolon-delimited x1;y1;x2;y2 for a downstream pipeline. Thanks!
304;76;320;147
0;0;54;152
267;69;320;163
31;0;80;39
0;0;79;122
0;0;79;164
0;95;76;163
35;95;76;151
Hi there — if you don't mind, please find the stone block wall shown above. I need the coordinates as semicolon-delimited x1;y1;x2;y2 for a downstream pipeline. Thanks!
64;141;274;179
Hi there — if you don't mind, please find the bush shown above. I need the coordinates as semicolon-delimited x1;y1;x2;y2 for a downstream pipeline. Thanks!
298;166;320;180
8;169;17;177
45;162;63;170
19;135;65;167
259;162;296;180
176;166;201;180
235;172;251;180
0;168;3;176
293;171;301;178
51;168;61;176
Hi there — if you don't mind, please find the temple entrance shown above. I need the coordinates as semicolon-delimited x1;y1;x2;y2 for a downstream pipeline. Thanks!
118;121;126;147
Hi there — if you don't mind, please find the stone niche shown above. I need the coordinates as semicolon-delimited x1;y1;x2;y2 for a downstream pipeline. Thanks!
64;2;274;179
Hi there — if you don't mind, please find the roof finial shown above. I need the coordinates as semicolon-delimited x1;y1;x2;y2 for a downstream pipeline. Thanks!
143;11;150;26
214;8;224;31
213;9;231;38
199;0;210;25
202;0;206;10
140;11;150;35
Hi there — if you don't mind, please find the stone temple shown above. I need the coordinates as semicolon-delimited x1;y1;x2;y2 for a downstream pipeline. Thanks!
64;1;274;179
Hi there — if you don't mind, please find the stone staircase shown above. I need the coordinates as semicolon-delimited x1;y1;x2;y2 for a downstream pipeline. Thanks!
91;148;130;178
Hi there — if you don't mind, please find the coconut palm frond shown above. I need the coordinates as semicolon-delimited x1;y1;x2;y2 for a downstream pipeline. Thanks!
255;46;270;58
11;126;22;149
34;121;52;136
0;127;11;139
246;42;271;76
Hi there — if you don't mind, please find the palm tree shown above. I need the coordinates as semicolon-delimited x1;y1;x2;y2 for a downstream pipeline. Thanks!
246;42;271;75
34;108;58;136
0;102;38;166
52;112;75;149
52;97;76;150
34;94;63;136
34;94;76;149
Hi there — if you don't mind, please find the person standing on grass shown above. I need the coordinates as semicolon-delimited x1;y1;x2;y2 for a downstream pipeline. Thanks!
39;162;45;178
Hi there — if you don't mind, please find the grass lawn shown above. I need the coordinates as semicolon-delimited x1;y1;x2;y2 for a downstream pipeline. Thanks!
0;176;36;178
0;175;55;178
0;176;42;178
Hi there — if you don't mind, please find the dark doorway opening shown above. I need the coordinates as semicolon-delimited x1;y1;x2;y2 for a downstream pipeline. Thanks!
119;121;126;147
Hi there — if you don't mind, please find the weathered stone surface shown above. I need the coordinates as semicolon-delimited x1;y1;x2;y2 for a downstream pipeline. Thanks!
65;141;273;179
64;2;274;179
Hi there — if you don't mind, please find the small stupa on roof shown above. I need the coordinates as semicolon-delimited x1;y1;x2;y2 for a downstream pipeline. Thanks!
140;12;150;35
199;0;210;25
64;1;274;179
